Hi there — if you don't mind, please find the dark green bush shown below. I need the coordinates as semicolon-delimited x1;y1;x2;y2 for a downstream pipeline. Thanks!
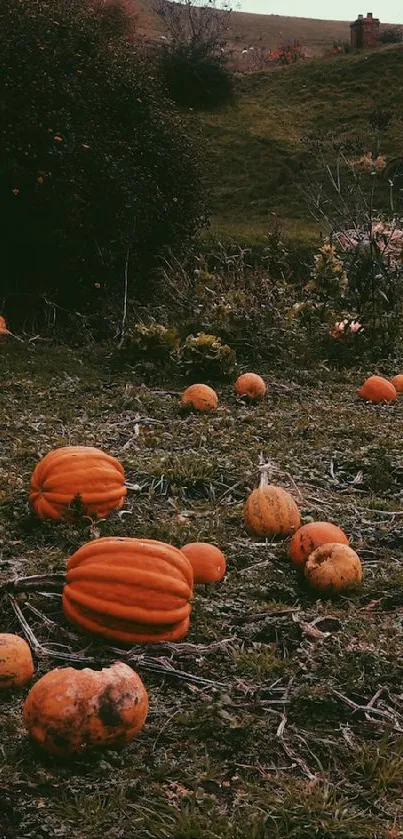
0;0;206;319
379;27;403;44
159;43;234;110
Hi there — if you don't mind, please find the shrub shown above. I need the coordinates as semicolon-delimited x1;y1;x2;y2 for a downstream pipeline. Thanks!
159;43;233;110
154;0;233;109
178;332;237;379
0;0;206;320
120;323;180;362
379;27;403;44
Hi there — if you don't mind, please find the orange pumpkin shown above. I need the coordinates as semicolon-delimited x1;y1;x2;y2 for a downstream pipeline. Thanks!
0;316;10;335
180;384;218;411
391;375;403;393
243;464;300;537
289;521;349;569
29;446;127;520
358;375;396;404
62;537;194;644
181;542;226;584
23;661;148;756
235;373;266;401
304;543;363;594
0;633;34;689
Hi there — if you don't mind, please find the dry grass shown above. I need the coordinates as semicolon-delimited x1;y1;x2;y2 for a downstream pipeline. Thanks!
1;341;403;837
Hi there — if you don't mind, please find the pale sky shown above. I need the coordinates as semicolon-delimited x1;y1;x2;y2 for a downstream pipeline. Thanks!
236;0;403;23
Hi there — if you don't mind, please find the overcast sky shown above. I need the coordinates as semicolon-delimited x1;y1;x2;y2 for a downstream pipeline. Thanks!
236;1;403;23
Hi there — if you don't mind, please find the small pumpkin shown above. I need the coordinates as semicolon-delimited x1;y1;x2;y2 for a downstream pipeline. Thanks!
391;374;403;393
0;633;34;689
235;373;266;401
0;316;10;335
243;462;300;537
62;536;194;644
180;384;218;412
304;543;363;594
358;375;396;404
181;542;226;584
289;521;349;569
29;445;127;521
23;661;148;756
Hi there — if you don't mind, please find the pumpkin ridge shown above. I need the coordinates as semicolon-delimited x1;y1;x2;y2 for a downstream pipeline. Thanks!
63;597;190;644
67;539;194;587
66;565;192;599
63;585;191;625
33;448;124;484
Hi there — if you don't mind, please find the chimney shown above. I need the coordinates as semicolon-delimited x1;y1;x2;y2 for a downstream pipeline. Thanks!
367;12;373;17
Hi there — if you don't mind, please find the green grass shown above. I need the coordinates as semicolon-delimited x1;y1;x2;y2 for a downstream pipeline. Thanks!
2;343;403;837
195;44;403;245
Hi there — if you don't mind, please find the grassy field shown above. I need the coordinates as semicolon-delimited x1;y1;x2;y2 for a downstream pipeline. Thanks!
2;343;403;838
196;43;403;245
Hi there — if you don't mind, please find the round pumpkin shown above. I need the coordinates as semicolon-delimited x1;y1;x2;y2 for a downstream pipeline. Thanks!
180;384;218;412
391;375;403;393
62;537;194;645
289;521;349;569
29;446;127;521
358;375;396;404
243;465;300;537
23;661;148;757
181;542;226;584
0;633;34;689
235;373;266;401
304;543;363;594
0;316;10;335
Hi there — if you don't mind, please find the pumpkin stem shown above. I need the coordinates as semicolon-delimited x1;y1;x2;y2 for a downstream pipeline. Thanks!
257;456;273;487
1;574;65;595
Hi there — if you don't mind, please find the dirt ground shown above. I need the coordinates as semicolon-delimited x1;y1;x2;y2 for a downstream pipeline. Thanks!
1;343;403;839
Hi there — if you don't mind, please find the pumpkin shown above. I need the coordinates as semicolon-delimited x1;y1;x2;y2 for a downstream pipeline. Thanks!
62;536;194;644
0;316;10;335
304;543;363;594
0;633;34;689
29;446;127;521
391;375;403;393
243;463;300;537
23;661;148;756
180;384;218;412
358;375;396;404
181;542;226;584
289;521;349;569
235;373;266;401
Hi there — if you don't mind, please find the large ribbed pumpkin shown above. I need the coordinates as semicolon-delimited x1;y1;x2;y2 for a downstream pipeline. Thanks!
243;464;300;537
29;446;127;520
62;537;194;644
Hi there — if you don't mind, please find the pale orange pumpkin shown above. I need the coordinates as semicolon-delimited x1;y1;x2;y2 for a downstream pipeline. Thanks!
304;543;363;594
23;661;148;756
29;446;127;520
181;542;226;584
0;633;34;689
358;375;396;404
235;373;266;401
180;384;218;411
391;375;403;393
289;521;349;569
243;463;300;537
62;536;194;644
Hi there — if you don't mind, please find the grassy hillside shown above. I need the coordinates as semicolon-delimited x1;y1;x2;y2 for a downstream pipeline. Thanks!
195;44;403;245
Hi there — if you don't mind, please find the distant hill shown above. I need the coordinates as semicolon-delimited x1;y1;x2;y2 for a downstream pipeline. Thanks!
136;1;401;55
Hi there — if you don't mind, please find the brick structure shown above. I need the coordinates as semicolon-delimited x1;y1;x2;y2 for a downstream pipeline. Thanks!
350;12;380;49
